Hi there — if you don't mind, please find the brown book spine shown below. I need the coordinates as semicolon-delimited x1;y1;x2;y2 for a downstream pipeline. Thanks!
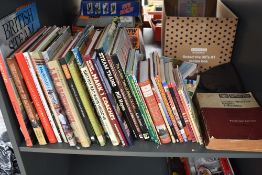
7;58;47;145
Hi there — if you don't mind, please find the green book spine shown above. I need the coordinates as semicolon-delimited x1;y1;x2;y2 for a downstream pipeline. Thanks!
126;74;159;144
67;57;106;146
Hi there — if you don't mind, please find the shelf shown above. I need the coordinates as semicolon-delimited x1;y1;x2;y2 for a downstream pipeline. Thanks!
19;140;262;158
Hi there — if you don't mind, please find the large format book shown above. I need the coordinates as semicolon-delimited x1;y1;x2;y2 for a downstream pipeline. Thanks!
173;67;203;144
197;92;262;152
81;29;124;146
28;27;69;144
111;28;149;140
0;3;41;147
47;59;91;147
38;27;76;146
106;27;143;140
71;31;106;146
138;59;171;144
7;57;47;145
96;24;141;139
62;52;97;143
17;26;62;143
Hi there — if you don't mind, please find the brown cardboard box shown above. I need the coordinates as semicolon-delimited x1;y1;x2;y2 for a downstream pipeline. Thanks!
162;0;238;72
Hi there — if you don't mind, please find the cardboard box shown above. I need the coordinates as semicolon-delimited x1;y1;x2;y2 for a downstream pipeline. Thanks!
148;12;162;42
162;0;238;72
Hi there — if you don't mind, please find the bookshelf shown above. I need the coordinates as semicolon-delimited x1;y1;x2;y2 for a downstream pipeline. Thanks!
0;0;262;175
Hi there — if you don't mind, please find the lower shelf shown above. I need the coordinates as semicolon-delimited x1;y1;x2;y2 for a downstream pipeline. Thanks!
19;140;262;158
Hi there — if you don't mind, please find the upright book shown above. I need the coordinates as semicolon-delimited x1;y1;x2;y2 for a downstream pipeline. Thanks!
0;3;41;147
138;59;171;144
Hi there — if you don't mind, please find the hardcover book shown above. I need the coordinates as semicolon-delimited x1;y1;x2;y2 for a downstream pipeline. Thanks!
197;92;262;152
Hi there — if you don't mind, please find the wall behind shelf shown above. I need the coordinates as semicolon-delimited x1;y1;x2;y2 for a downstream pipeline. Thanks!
224;0;262;104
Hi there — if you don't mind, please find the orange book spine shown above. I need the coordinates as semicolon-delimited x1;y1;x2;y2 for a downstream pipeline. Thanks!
171;82;195;142
15;52;57;143
139;80;171;144
0;54;33;147
155;76;183;143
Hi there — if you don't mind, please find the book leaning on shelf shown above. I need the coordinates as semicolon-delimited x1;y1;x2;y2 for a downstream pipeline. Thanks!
1;14;204;147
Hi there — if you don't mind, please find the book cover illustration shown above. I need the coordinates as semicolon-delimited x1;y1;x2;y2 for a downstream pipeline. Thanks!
0;3;40;58
81;1;140;16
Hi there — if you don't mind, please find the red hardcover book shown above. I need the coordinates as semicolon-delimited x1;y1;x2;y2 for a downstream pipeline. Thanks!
197;92;262;152
138;60;171;144
15;52;57;143
0;27;47;146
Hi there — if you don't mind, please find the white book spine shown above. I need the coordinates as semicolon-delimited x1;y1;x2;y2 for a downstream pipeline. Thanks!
80;65;119;146
23;52;62;143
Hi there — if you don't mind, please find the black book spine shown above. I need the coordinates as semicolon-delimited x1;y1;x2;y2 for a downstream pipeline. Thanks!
96;49;139;139
168;87;187;128
59;58;97;143
111;54;150;140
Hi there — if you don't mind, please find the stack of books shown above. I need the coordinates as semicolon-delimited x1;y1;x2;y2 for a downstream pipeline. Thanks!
0;5;203;147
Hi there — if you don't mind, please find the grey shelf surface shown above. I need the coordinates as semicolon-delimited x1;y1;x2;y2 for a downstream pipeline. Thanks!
19;140;262;158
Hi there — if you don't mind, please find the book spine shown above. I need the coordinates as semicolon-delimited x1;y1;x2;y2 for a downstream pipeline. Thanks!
171;82;195;141
152;87;176;143
97;50;139;139
23;52;62;143
126;74;160;143
15;52;57;144
112;54;150;140
68;61;106;146
178;88;202;144
106;54;143;139
92;57;133;146
48;60;90;147
36;63;77;146
168;83;191;141
0;54;34;147
80;65;120;146
7;58;47;145
155;76;183;143
86;57;133;145
86;56;129;146
139;80;171;144
64;59;97;143
163;81;188;142
131;75;160;144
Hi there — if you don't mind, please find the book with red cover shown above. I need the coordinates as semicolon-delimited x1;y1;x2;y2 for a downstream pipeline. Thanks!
138;59;171;144
197;92;262;152
15;49;57;144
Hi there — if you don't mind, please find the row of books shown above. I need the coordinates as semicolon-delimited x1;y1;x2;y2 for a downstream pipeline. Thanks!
0;17;203;147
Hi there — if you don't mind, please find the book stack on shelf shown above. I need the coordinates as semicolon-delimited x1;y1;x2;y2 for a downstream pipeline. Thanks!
0;3;205;148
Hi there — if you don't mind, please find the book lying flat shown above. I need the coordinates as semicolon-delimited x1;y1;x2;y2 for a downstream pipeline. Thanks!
197;92;262;152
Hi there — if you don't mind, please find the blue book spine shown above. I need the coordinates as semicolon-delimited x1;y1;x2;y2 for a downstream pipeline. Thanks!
81;1;140;16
